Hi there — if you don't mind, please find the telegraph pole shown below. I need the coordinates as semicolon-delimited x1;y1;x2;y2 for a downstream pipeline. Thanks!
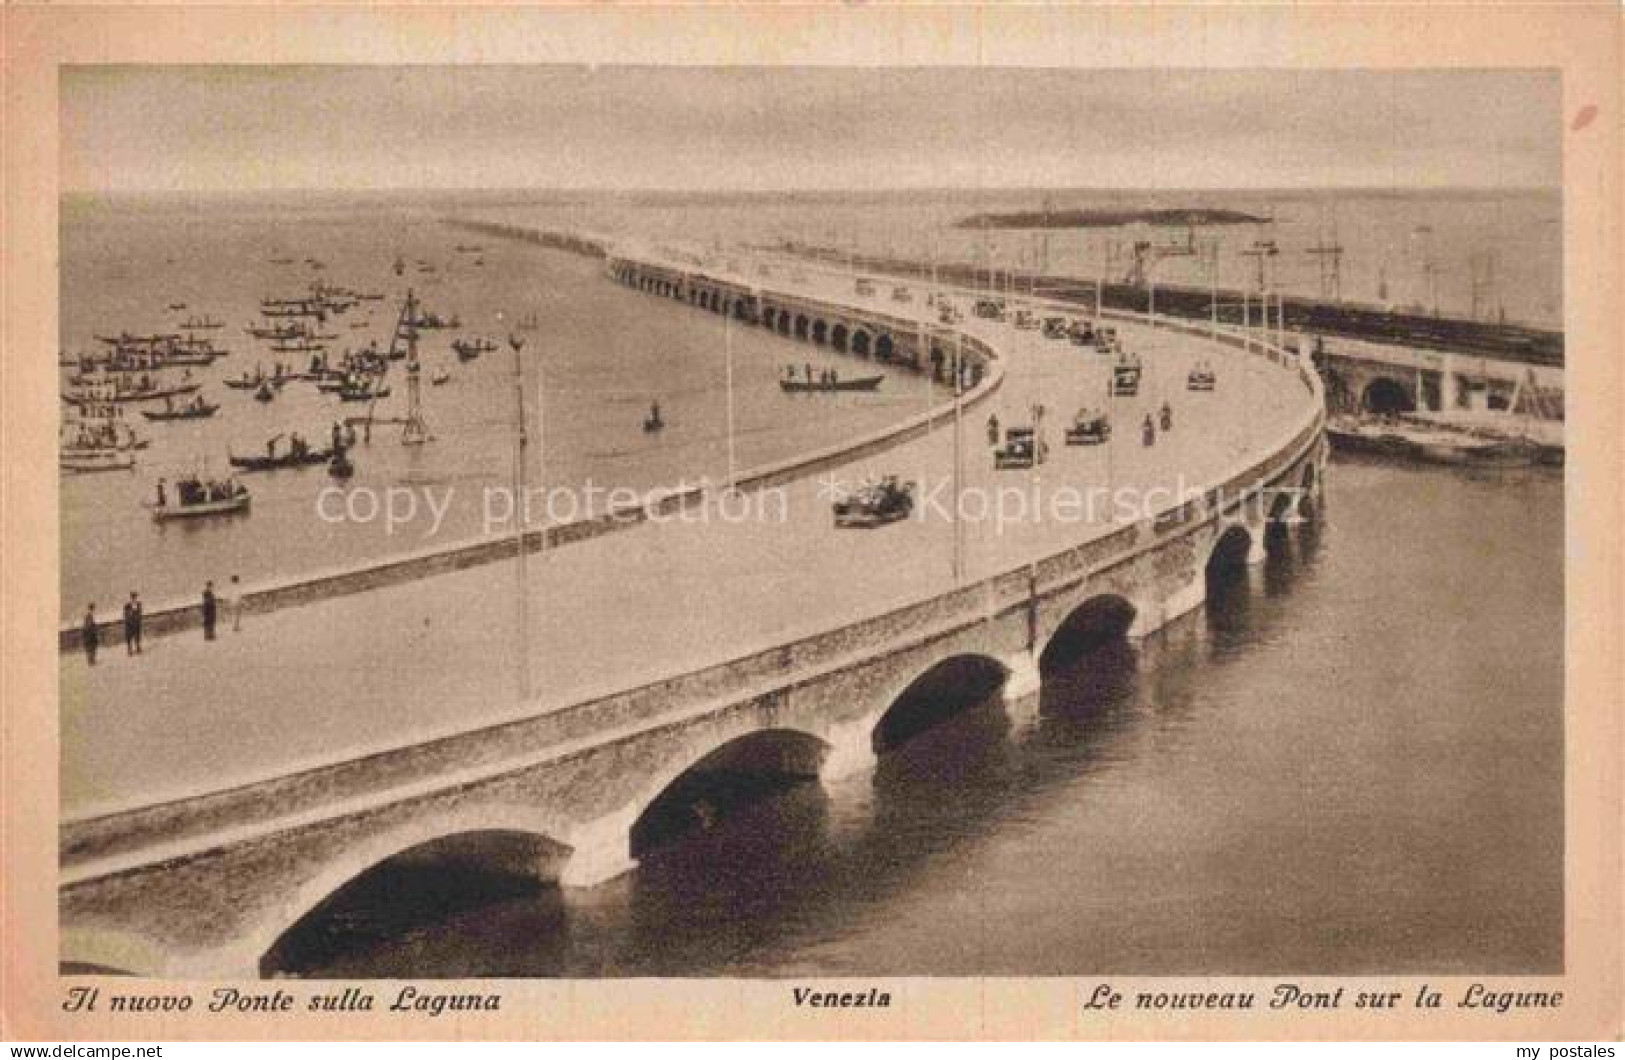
508;330;531;703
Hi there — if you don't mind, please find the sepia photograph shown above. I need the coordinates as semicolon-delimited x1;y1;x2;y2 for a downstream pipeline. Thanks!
54;62;1566;980
3;1;1619;1044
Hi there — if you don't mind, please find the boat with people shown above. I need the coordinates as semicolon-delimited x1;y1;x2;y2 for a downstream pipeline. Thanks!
430;368;450;386
146;476;251;519
780;365;884;393
1187;361;1217;391
832;475;915;529
1326;414;1543;467
228;434;334;471
61;449;136;474
337;383;390;402
180;315;224;331
452;337;497;362
141;396;220;421
63;379;201;406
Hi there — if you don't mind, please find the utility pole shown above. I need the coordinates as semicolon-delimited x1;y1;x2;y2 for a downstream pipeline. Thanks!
508;331;531;704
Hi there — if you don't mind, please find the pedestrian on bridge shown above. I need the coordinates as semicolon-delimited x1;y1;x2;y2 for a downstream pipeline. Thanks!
82;604;99;666
201;581;218;641
1143;414;1157;447
122;591;143;655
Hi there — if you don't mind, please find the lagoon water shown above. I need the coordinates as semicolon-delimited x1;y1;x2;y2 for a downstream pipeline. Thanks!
268;458;1562;977
60;190;1563;976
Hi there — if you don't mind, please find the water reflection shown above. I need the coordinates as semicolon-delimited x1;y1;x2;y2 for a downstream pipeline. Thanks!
268;467;1562;977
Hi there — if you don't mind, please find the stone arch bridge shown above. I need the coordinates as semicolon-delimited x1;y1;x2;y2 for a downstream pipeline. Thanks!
60;250;1326;978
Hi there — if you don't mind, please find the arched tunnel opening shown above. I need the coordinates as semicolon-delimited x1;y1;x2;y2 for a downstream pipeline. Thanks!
1362;377;1415;414
260;829;570;978
873;654;1008;753
630;730;828;860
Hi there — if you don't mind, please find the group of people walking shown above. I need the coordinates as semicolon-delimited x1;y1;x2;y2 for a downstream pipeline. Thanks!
79;574;245;665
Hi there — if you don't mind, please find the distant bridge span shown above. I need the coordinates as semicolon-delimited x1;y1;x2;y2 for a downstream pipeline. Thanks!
60;244;1326;978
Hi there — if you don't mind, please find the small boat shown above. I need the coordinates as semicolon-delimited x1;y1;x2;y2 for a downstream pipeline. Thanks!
430;369;450;386
181;315;224;330
338;384;390;402
62;381;201;406
1326;416;1416;458
643;402;665;433
229;443;334;471
833;476;915;528
1187;362;1217;392
270;257;295;265
224;375;283;390
141;400;220;421
780;372;885;394
518;313;540;331
146;482;251;519
61;449;136;474
452;338;497;362
167;302;187;312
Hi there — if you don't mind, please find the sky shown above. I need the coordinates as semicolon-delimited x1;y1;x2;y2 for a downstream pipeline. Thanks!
60;66;1562;193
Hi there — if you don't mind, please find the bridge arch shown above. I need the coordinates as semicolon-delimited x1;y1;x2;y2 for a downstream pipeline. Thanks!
875;334;895;362
1362;376;1415;414
1206;522;1256;583
795;314;810;340
1039;594;1138;676
777;312;792;336
831;324;850;352
252;807;577;977
811;319;828;345
627;728;831;858
871;653;1009;752
852;330;872;357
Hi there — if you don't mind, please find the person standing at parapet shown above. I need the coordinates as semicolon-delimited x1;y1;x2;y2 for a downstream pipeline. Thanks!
82;604;99;666
226;574;244;632
122;591;143;655
201;581;218;641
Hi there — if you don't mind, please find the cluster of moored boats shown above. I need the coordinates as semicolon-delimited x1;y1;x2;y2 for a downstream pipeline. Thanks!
60;267;496;519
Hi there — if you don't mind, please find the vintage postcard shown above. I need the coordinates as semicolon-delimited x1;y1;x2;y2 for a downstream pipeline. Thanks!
2;2;1619;1042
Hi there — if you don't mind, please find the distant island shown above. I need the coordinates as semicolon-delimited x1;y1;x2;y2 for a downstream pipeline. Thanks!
957;207;1268;230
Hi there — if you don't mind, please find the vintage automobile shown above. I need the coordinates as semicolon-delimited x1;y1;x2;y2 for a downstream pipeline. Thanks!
1012;307;1039;330
832;475;915;528
1065;409;1111;446
973;297;1007;321
1112;353;1143;397
1187;361;1217;391
994;426;1047;470
855;278;877;297
891;285;913;303
1042;316;1070;340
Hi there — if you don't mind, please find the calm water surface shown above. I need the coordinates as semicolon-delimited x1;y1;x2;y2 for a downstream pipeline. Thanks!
271;457;1563;977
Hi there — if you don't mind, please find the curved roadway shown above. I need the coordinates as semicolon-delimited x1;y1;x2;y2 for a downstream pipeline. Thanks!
62;255;1311;818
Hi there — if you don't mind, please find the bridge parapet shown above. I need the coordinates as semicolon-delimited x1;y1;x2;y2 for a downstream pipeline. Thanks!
61;243;1326;978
